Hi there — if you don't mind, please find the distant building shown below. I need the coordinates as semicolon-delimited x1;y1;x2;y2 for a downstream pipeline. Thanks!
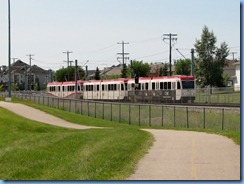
0;60;53;91
232;61;240;91
223;60;239;87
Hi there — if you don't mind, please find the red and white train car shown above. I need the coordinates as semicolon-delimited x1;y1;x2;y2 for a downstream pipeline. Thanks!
127;75;195;102
83;75;195;102
47;80;84;98
46;75;195;102
83;78;128;100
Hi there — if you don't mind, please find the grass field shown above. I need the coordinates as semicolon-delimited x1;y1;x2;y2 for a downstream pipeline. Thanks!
0;102;153;180
0;97;240;180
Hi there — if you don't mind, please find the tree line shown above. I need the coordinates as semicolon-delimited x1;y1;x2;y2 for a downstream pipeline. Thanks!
55;25;231;88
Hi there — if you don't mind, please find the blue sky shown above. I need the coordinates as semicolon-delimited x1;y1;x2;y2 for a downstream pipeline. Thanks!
0;0;240;70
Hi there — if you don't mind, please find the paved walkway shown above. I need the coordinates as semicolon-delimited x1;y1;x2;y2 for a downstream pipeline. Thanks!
0;101;100;130
0;101;240;180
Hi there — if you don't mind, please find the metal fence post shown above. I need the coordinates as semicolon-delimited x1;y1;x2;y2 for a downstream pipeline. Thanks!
88;101;90;116
139;105;141;126
119;103;121;123
149;105;151;127
95;102;97;118
162;105;164;127
186;107;189;128
129;104;131;125
80;100;83;115
110;103;112;121
69;99;71;112
222;109;224;130
103;102;104;119
174;106;176;127
203;108;206;129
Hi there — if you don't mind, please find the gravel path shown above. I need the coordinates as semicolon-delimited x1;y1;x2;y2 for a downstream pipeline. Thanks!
0;101;240;180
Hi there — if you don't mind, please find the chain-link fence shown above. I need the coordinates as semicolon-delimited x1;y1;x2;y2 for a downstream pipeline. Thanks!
2;93;240;131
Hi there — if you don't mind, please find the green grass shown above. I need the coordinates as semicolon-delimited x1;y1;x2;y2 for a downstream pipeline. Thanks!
0;97;240;180
0;105;153;180
11;97;240;145
195;91;240;104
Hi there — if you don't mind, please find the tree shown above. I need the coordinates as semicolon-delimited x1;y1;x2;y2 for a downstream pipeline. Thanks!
194;25;229;88
162;64;168;76
174;59;191;75
121;64;129;78
55;66;85;82
130;60;150;77
95;67;100;80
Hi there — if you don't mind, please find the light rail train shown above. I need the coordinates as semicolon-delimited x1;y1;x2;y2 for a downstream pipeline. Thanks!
46;75;195;103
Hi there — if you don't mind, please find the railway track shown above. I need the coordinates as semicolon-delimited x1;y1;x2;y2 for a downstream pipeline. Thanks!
86;99;240;108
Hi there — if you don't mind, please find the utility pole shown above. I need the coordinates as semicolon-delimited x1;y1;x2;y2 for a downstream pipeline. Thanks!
75;60;78;99
191;49;195;76
26;54;34;90
63;51;73;67
230;52;237;61
117;41;129;65
7;0;11;99
163;33;177;76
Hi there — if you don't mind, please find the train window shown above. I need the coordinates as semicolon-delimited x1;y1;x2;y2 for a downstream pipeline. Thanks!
97;85;99;91
114;84;117;91
121;84;124;91
164;82;167;89
182;81;195;89
102;85;104;91
160;82;164;90
168;82;171;90
125;83;128;90
58;86;61;92
152;82;155;90
145;83;149;90
132;83;135;88
177;82;181;89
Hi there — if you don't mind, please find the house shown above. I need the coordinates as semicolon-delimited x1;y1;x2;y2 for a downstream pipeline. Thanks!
232;61;240;91
223;60;240;87
1;60;53;91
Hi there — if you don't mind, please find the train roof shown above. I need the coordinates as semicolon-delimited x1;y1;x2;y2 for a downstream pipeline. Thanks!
84;78;128;84
47;80;83;86
127;75;194;82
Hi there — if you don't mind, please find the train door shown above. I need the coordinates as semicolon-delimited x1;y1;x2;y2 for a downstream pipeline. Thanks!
175;80;181;100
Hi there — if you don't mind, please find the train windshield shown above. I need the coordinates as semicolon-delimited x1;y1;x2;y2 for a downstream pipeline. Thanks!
182;81;195;89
